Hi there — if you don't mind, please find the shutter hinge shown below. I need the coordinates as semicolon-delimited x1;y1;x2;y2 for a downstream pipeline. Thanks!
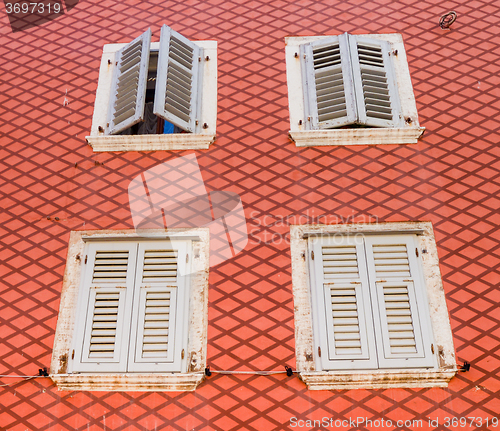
181;349;185;359
84;255;88;264
431;344;435;354
311;250;314;260
415;248;419;257
71;349;75;360
186;254;189;263
318;346;321;357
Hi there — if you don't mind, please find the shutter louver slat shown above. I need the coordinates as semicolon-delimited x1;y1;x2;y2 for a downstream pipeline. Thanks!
313;234;436;372
107;29;151;135
140;248;178;360
383;284;417;354
358;43;393;122
314;238;378;369
92;251;129;283
329;284;362;355
313;43;347;125
350;36;402;128
72;244;136;373
89;291;119;358
142;249;178;284
141;290;171;358
88;250;130;358
302;34;357;130
365;235;435;368
154;25;201;133
129;242;186;372
322;245;359;279
373;244;411;278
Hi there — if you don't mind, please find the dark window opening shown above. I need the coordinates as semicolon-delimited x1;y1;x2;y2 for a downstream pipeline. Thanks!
120;52;184;136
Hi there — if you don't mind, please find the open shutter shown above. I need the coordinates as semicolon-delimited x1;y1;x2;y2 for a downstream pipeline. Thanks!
301;33;357;130
349;35;403;128
106;29;152;135
128;241;189;372
71;243;137;372
310;236;378;370
154;24;201;133
365;235;435;368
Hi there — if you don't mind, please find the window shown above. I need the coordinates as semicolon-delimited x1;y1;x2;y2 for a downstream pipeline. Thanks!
290;222;456;390
285;33;424;146
50;229;209;391
86;25;217;152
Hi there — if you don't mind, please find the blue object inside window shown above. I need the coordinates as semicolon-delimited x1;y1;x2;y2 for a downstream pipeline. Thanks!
163;121;175;134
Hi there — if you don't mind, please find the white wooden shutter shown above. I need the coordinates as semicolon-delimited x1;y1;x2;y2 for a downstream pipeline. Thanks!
349;35;403;128
71;243;137;373
310;236;378;370
106;29;152;135
365;235;435;368
128;241;189;372
154;24;201;133
301;33;357;129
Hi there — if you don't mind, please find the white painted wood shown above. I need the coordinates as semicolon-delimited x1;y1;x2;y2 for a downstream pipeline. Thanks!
309;236;377;370
128;241;189;372
107;29;151;135
364;235;435;368
154;25;201;133
71;243;137;372
350;35;403;128
301;34;357;129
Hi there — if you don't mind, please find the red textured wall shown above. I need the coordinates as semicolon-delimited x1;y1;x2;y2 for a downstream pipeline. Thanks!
0;0;499;430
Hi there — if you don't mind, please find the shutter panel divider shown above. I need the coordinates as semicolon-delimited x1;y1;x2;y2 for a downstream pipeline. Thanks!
154;24;201;133
106;29;152;135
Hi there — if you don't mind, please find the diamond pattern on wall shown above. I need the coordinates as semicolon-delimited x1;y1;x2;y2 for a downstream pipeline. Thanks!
0;0;499;429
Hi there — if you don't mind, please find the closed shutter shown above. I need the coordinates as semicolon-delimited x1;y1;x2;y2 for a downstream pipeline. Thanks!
365;235;435;368
301;33;357;130
349;35;403;128
310;237;378;370
154;24;201;133
128;241;188;372
72;243;137;372
106;29;152;135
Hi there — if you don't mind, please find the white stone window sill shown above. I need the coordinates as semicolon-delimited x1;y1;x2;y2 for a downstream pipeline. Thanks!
51;372;205;391
289;127;425;147
86;133;215;152
300;368;457;390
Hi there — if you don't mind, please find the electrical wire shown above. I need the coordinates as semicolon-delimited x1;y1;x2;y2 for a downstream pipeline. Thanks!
0;375;46;387
207;369;297;376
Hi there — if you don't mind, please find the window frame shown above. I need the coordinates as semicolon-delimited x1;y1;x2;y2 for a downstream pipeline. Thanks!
285;33;425;147
86;33;217;152
290;222;457;390
50;229;209;392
